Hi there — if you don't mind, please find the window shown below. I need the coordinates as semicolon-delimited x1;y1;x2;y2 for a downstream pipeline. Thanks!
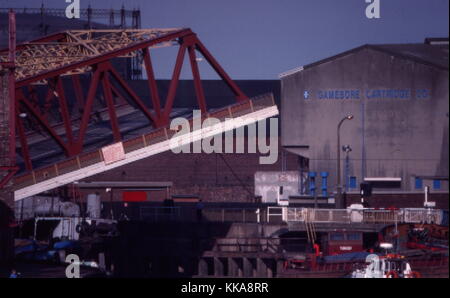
349;176;357;189
330;233;345;241
433;179;441;190
347;233;362;241
415;177;423;190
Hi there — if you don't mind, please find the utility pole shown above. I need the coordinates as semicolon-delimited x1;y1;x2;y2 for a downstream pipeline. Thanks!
343;145;352;192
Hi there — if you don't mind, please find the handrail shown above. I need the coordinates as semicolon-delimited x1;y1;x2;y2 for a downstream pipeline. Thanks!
284;207;446;225
119;205;450;225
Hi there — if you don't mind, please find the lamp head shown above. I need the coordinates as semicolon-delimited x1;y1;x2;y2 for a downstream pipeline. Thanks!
342;145;352;152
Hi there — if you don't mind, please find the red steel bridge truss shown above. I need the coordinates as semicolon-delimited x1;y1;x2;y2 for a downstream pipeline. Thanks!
0;22;250;189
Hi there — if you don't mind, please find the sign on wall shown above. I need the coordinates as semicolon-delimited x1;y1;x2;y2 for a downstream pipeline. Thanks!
302;88;431;100
101;142;126;165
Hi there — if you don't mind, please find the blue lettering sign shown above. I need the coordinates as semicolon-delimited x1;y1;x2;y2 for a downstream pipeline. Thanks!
416;89;430;99
366;89;412;99
310;88;429;100
315;89;360;100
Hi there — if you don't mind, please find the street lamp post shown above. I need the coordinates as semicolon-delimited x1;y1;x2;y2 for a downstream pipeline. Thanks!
336;115;353;209
343;145;352;192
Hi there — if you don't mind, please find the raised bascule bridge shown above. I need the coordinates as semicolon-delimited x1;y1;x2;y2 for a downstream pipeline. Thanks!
0;19;278;202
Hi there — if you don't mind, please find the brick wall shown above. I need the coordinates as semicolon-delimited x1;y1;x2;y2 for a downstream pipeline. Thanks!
82;145;299;203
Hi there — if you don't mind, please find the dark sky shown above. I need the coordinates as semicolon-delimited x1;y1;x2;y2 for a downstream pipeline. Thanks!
0;0;448;79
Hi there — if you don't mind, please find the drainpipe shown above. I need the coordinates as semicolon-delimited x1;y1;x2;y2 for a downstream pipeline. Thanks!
361;101;366;189
321;172;329;197
309;172;316;197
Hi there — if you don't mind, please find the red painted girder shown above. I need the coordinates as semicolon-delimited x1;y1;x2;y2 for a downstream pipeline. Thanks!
72;74;85;109
187;44;207;113
55;76;75;146
193;36;248;101
16;89;70;155
142;47;162;119
100;66;121;142
75;67;101;153
107;63;159;126
0;167;18;189
162;44;187;123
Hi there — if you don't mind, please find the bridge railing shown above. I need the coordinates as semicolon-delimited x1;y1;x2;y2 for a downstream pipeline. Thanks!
403;208;442;224
362;209;403;224
137;206;445;225
309;209;351;223
284;207;445;225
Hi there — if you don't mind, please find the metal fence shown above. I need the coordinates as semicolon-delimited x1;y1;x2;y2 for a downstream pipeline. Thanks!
362;209;403;224
310;209;350;223
403;208;442;224
139;206;265;223
137;206;445;224
284;207;444;225
267;206;284;223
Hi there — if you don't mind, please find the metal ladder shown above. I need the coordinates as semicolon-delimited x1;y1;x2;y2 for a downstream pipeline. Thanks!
305;211;317;246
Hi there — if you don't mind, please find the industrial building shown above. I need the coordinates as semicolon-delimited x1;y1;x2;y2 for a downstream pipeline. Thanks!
280;39;449;208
